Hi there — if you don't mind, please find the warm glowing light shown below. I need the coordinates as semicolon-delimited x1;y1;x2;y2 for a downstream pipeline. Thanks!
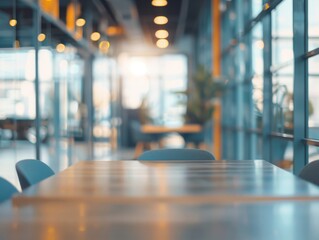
152;0;168;7
156;39;169;48
255;40;264;49
38;33;46;42
106;26;124;36
129;58;147;76
76;18;86;27
99;41;110;53
75;30;82;40
264;3;270;10
90;32;101;41
154;16;168;25
155;30;169;39
9;19;17;27
56;43;66;53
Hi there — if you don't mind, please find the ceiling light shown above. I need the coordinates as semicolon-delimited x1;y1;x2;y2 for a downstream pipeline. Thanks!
154;16;168;25
90;32;101;41
264;3;270;10
155;30;169;39
56;43;66;53
76;18;86;27
152;0;168;7
9;19;17;27
37;33;46;42
156;39;169;48
99;41;110;53
106;26;124;36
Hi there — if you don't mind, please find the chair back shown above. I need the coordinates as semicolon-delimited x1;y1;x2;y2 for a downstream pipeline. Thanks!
138;148;215;161
299;160;319;186
16;159;54;190
0;177;18;203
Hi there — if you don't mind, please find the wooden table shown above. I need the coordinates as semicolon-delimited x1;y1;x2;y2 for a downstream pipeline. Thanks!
1;160;319;239
141;124;202;134
134;124;203;158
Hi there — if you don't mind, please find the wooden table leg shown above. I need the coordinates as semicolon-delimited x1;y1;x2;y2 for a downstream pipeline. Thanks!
134;142;144;159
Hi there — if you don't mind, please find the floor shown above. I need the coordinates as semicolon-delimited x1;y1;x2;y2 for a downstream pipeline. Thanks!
0;140;135;190
0;131;192;191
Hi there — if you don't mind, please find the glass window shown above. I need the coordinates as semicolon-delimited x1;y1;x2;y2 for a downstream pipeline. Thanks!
308;55;319;139
93;57;113;142
0;1;37;189
308;0;319;50
252;23;263;76
0;49;37;119
272;0;293;66
121;54;188;126
272;64;294;134
243;84;253;128
309;146;319;163
251;23;264;129
271;138;293;170
252;0;263;17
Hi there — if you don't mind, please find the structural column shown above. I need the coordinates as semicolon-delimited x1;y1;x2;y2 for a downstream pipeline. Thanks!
293;0;308;173
212;0;222;160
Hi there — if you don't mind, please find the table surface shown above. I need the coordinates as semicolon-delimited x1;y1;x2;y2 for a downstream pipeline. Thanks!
141;124;202;134
1;160;319;240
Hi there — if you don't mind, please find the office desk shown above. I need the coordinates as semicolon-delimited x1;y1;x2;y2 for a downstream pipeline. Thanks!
134;124;202;157
141;124;202;134
1;160;319;239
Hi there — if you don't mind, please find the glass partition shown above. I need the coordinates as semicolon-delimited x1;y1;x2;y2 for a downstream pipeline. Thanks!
251;23;263;129
0;0;99;188
92;56;114;158
252;0;263;18
272;0;293;66
308;0;319;51
272;65;294;134
0;0;37;188
308;55;319;140
121;54;188;126
271;138;293;169
309;146;319;163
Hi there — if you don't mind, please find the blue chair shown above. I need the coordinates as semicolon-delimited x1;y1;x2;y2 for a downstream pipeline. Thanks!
181;121;213;148
138;148;215;160
16;159;55;190
299;160;319;186
0;177;19;203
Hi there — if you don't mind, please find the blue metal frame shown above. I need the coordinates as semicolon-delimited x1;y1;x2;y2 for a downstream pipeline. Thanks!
262;0;273;163
34;0;41;160
293;0;308;173
218;0;319;173
235;0;245;160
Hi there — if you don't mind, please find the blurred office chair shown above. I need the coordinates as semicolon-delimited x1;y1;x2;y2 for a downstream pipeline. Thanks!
138;148;215;161
131;121;164;159
181;121;213;149
0;177;18;203
298;160;319;186
16;159;55;190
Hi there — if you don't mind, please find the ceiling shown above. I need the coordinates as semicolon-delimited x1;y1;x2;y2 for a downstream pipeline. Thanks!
0;0;205;49
133;0;205;46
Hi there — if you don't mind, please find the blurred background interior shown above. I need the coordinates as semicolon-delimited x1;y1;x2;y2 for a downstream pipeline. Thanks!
0;0;319;189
